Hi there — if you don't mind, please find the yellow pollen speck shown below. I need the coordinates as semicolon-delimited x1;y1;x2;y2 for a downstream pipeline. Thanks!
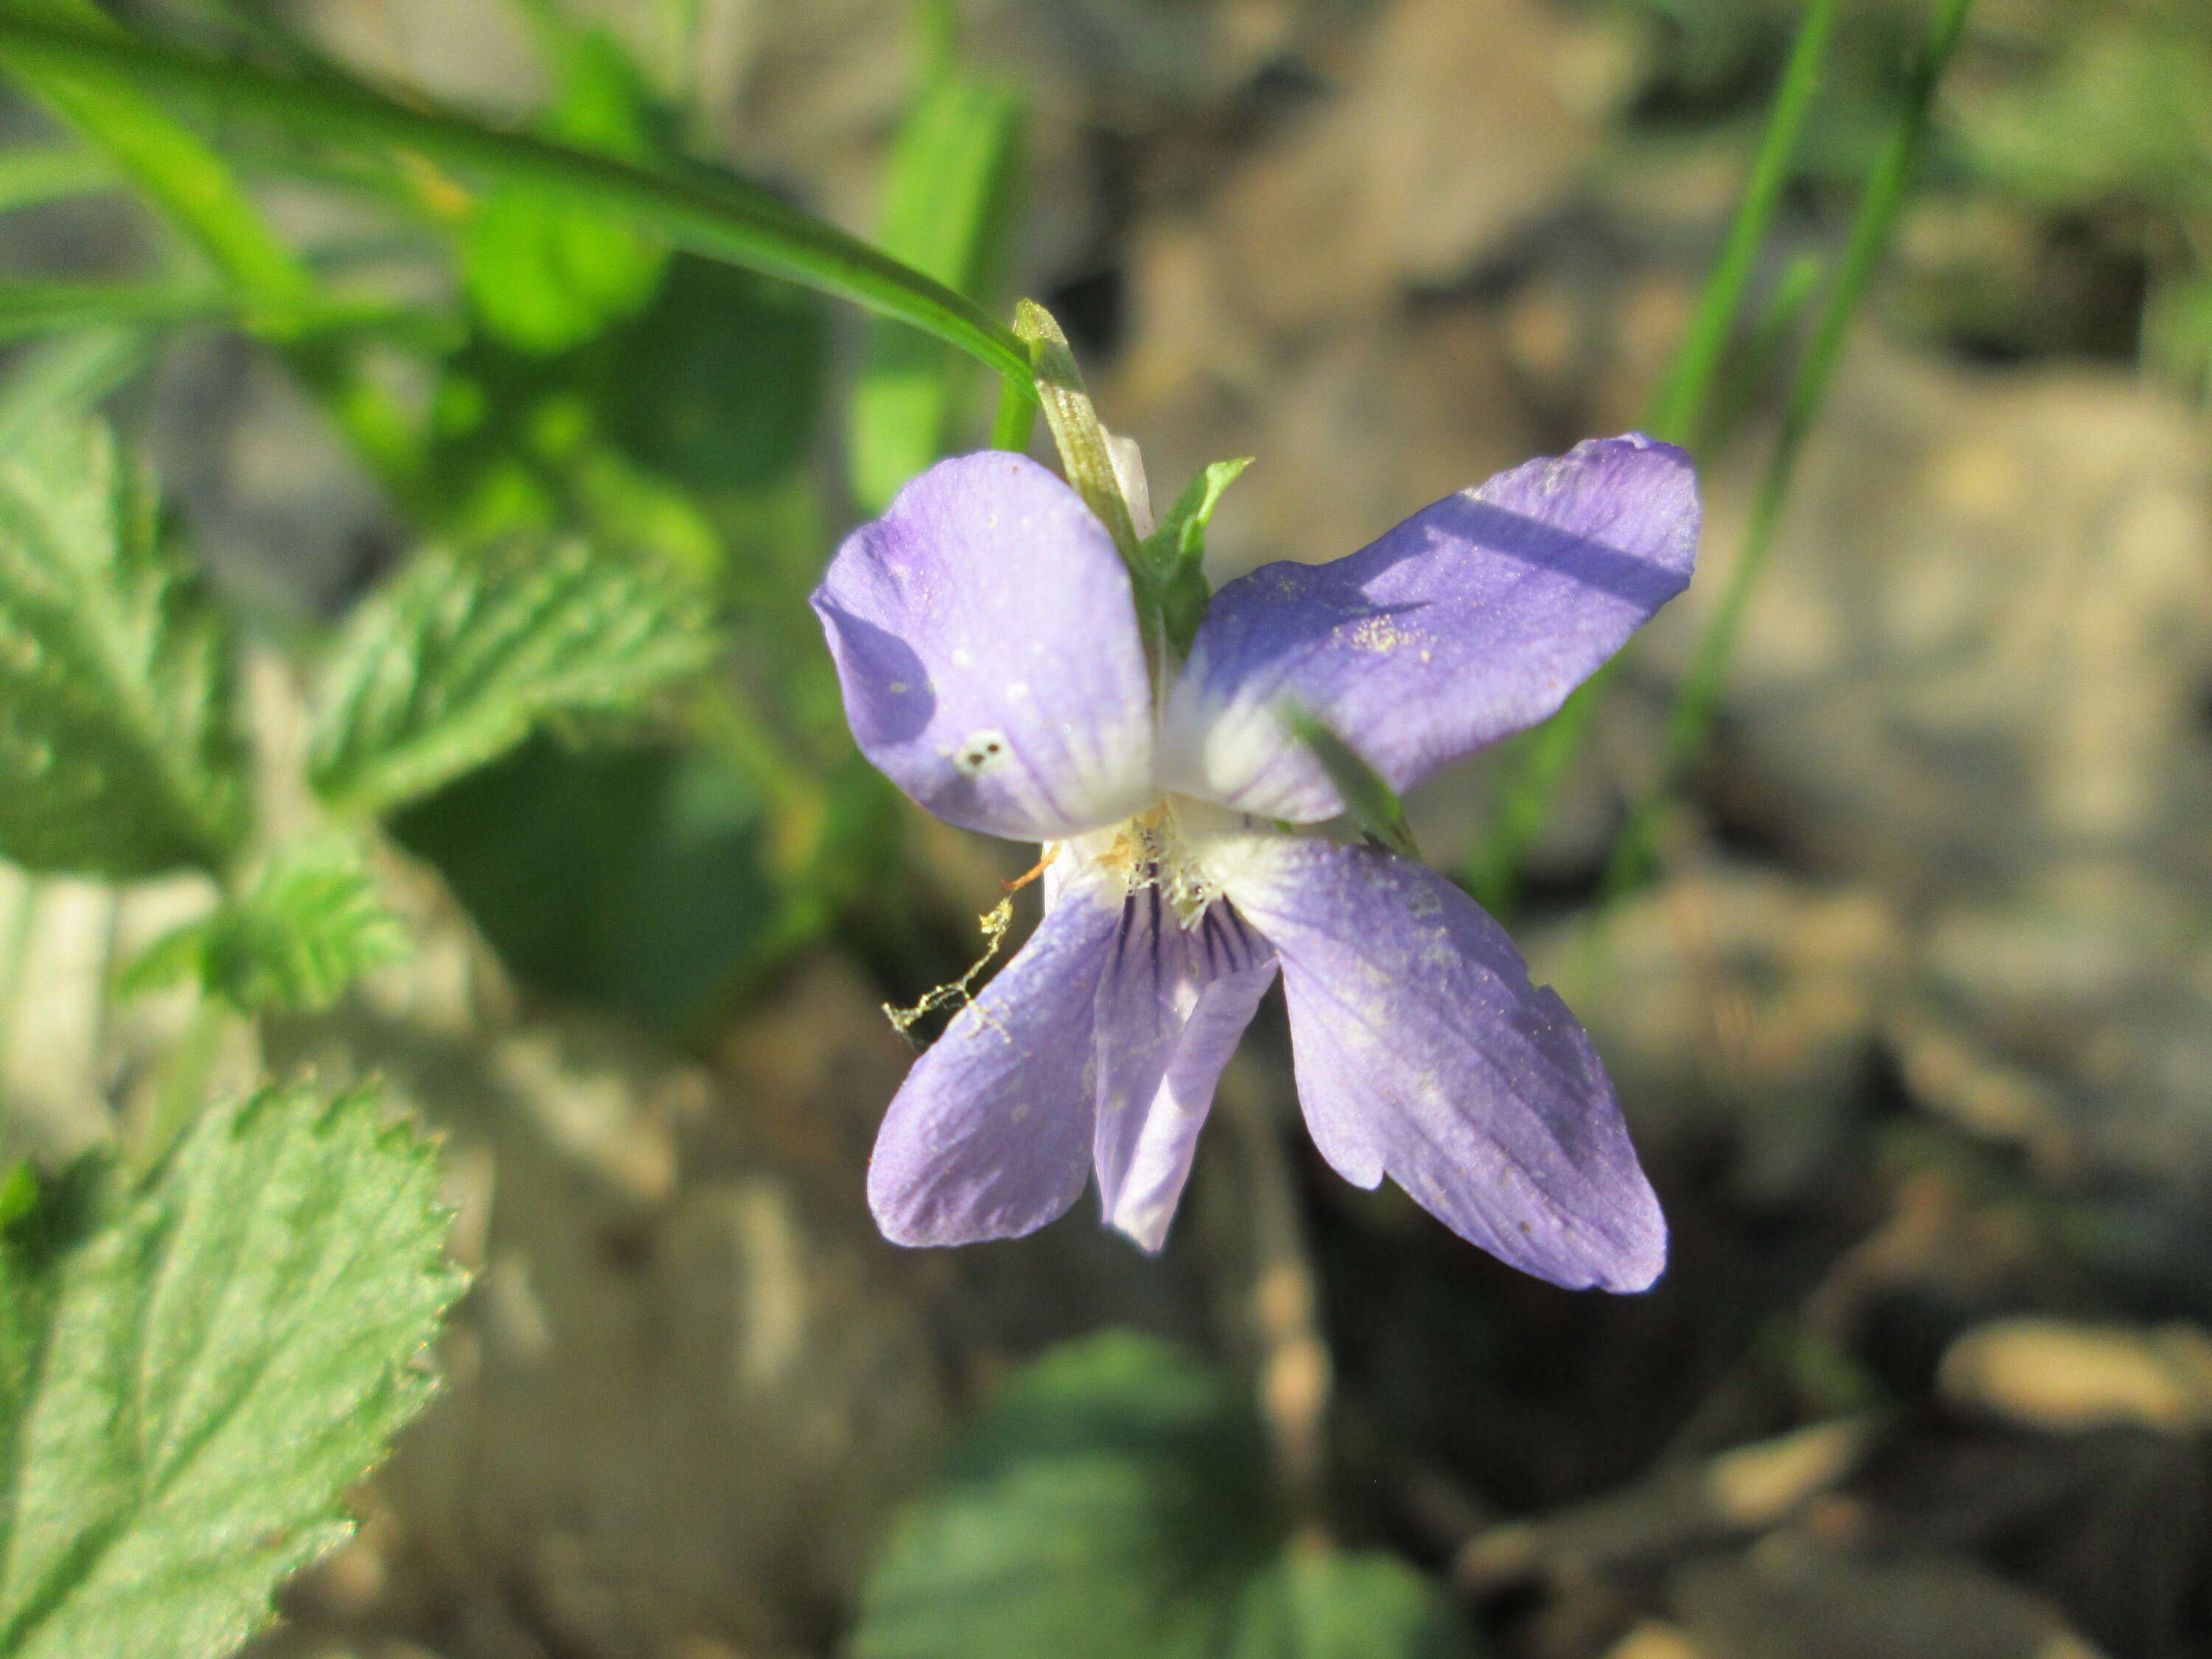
1346;616;1411;653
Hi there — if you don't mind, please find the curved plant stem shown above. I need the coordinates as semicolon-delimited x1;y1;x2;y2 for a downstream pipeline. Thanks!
0;14;1038;389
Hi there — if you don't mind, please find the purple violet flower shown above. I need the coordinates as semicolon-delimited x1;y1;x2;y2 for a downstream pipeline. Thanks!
811;436;1698;1291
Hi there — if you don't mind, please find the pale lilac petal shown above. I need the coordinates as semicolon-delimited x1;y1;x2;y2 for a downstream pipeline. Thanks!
1218;835;1666;1291
1161;436;1697;821
813;451;1158;841
867;871;1124;1246
1091;890;1278;1251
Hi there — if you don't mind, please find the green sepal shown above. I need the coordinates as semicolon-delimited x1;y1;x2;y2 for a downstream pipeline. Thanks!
1278;702;1422;863
1142;456;1250;655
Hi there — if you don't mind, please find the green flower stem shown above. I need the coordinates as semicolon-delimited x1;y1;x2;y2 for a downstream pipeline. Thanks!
1599;0;1978;902
0;14;1039;392
1699;249;1827;452
990;369;1034;452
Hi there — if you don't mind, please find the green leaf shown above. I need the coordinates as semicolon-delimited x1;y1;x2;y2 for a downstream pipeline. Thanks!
308;539;720;818
0;0;316;310
461;29;669;354
0;418;247;877
1468;0;1843;917
852;1331;1473;1659
0;14;1035;388
0;143;116;215
1231;1552;1476;1659
393;732;796;1032
119;837;410;1013
849;75;1024;512
0;1081;464;1659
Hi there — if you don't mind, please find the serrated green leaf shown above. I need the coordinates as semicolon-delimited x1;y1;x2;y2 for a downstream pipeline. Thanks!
120;837;409;1013
853;1332;1473;1659
849;75;1023;512
0;418;247;877
307;540;720;818
0;330;154;459
461;29;669;354
0;1081;463;1659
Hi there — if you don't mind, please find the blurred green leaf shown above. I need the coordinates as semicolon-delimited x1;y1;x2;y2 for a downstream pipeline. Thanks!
0;1081;462;1659
0;330;153;457
1468;0;1843;917
392;734;787;1031
1601;0;1980;902
0;142;115;212
462;28;669;354
0;0;425;497
0;0;313;308
0;14;1036;386
607;253;829;500
852;1331;1472;1659
1955;10;2212;218
850;74;1023;512
119;838;409;1013
308;539;719;818
0;418;247;877
0;279;442;344
1231;1552;1475;1659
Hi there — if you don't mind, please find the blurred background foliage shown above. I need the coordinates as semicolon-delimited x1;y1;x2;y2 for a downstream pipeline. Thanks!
0;0;2208;1656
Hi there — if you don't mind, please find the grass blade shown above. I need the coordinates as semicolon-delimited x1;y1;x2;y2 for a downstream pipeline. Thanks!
1641;0;1845;445
0;279;443;344
0;14;1035;388
1599;0;1979;900
0;144;116;213
1466;0;1843;917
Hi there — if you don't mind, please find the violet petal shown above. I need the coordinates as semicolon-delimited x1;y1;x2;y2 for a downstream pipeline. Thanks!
1220;835;1666;1291
1162;436;1698;821
867;870;1123;1246
813;451;1158;840
1092;889;1278;1251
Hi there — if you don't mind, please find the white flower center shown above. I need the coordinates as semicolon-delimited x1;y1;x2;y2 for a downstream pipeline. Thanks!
1060;795;1242;928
